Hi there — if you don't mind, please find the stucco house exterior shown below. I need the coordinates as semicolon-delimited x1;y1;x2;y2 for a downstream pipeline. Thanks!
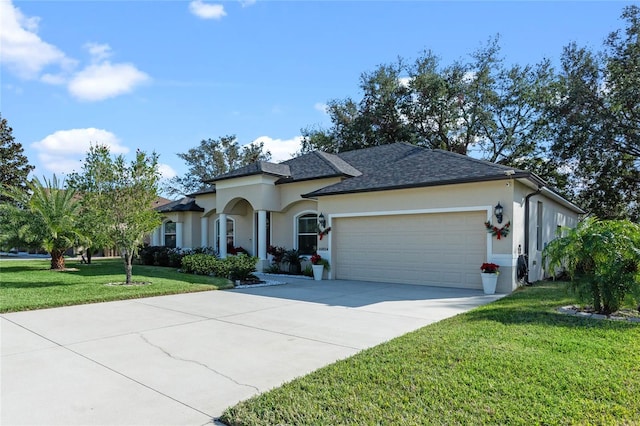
151;143;583;293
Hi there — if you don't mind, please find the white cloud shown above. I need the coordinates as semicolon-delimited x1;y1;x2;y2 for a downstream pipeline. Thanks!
158;163;178;180
463;71;476;83
189;0;226;19
0;0;75;79
85;42;113;63
68;61;150;101
0;1;149;102
314;102;328;114
32;128;129;174
250;136;303;163
398;77;411;88
239;0;257;7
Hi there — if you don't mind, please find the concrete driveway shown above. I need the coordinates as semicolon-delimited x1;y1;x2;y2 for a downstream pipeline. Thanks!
1;277;503;425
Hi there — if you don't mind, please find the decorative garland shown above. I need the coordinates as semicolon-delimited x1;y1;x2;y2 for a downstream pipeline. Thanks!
317;224;331;240
484;221;510;240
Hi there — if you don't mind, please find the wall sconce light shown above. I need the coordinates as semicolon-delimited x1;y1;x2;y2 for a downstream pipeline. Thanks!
494;203;504;224
318;213;326;228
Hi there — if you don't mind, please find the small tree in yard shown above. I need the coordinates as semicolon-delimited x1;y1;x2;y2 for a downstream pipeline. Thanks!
68;145;161;284
543;217;640;314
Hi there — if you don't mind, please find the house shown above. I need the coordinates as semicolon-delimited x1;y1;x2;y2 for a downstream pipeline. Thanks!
152;143;583;293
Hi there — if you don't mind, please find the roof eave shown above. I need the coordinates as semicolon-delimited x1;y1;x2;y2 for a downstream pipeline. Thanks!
205;171;290;184
302;173;529;198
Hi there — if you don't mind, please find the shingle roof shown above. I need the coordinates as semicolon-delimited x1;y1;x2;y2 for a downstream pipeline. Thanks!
205;161;291;183
197;142;541;199
188;185;216;197
156;197;204;213
303;143;532;197
277;151;362;183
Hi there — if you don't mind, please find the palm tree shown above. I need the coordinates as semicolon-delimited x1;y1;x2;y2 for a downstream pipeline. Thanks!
30;176;84;269
1;176;84;269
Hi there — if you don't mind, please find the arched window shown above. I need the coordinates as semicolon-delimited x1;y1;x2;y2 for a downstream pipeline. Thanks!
215;217;235;251
296;213;317;255
164;221;176;248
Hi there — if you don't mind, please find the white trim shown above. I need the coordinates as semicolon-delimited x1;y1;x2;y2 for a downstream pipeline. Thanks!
329;205;491;219
163;220;177;248
293;210;318;253
215;216;236;252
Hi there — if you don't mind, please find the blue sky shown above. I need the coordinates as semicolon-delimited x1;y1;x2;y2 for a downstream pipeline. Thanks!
1;0;636;196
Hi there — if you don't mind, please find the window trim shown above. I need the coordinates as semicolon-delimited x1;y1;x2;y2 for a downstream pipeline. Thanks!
164;220;176;248
294;210;318;255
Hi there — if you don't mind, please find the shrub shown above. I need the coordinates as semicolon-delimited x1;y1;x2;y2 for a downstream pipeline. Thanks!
283;249;303;274
266;263;282;273
154;247;171;267
181;253;219;275
181;252;257;281
267;245;286;264
190;246;217;256
226;254;259;281
543;218;640;314
138;245;160;265
137;246;172;266
227;245;248;255
167;248;185;268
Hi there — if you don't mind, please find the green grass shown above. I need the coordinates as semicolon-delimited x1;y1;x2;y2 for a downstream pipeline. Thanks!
0;258;232;313
220;282;640;426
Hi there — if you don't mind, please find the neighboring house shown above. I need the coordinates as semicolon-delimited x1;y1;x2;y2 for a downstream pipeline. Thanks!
152;143;583;293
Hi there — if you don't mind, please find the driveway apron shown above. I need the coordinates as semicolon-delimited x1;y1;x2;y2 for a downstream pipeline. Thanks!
1;278;503;425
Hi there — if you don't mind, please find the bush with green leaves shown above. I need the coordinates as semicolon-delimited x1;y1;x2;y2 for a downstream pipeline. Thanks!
543;218;640;314
181;253;258;281
225;254;259;281
181;253;220;275
138;246;165;266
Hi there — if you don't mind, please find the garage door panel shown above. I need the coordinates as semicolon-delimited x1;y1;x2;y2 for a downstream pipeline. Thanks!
333;212;486;289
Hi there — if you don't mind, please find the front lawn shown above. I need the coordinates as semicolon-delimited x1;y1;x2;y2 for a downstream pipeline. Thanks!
221;282;640;425
0;258;232;313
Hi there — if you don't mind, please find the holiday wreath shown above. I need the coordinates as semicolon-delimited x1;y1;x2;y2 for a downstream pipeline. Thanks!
484;221;511;240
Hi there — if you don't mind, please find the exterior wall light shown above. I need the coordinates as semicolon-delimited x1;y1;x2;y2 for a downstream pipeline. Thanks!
318;213;326;228
494;203;504;224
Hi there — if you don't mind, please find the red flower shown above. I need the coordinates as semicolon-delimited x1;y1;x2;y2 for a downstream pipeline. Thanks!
480;262;500;273
310;253;322;265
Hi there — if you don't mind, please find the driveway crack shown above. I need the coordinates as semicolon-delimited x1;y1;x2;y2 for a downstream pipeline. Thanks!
138;333;260;393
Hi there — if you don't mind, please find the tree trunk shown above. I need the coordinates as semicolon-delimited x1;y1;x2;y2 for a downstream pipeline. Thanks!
50;249;65;270
86;249;92;264
123;250;133;284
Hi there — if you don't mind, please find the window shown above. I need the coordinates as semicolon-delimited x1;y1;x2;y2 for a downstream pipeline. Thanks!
164;221;176;248
215;217;235;251
297;213;317;255
536;201;543;251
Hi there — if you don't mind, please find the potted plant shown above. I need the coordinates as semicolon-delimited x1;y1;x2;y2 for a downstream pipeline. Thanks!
480;262;500;294
310;253;330;280
283;249;303;274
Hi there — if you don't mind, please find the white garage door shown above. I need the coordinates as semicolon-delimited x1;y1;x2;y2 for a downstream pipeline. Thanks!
333;211;487;289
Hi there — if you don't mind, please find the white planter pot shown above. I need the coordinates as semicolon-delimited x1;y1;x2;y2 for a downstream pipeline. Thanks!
312;264;324;281
480;273;498;294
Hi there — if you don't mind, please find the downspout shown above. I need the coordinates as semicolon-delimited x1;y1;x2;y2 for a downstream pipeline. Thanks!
524;187;542;284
